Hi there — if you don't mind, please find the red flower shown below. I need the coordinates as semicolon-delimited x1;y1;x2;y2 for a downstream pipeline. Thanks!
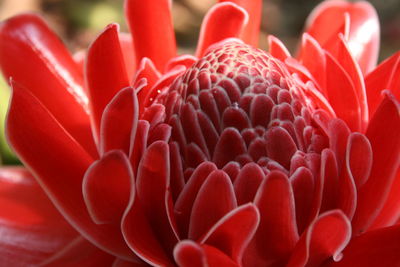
0;0;399;266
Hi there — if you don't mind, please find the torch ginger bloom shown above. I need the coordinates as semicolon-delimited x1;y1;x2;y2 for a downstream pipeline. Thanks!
0;0;399;266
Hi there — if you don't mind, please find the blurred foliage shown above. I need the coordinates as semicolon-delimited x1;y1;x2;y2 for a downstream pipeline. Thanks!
0;76;19;164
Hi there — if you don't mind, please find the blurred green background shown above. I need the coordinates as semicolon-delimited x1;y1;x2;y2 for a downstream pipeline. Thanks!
0;0;399;164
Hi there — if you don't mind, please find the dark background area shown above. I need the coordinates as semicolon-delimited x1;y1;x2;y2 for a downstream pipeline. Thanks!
0;0;399;60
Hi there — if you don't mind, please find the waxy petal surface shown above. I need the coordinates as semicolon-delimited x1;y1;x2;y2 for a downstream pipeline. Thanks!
328;225;400;267
196;3;248;57
365;51;400;117
0;13;96;157
40;237;116;267
100;87;138;155
305;0;380;74
352;92;400;235
86;24;130;141
189;170;237;240
200;204;260;264
0;167;77;266
6;82;133;259
125;0;176;71
219;0;262;46
82;150;131;224
287;210;351;267
248;171;299;266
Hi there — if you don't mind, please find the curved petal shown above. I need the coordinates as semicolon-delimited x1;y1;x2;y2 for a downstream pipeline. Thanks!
0;13;96;157
82;150;131;224
297;33;326;92
365;51;400;117
0;167;77;266
125;0;176;71
99;87;138;155
133;58;161;115
327;225;400;267
6;81;133;259
333;36;369;131
40;237;115;267
346;133;372;188
325;52;362;131
370;170;400;229
195;2;248;58
247;171;299;266
200;204;260;264
119;32;137;80
218;0;262;46
188;170;237;240
268;35;291;62
352;91;400;235
287;210;351;267
305;0;380;74
174;241;238;267
165;55;197;72
234;163;265;205
174;162;217;238
86;23;130;142
122;141;178;265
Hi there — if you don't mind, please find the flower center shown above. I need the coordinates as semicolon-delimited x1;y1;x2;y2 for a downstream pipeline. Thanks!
161;42;328;175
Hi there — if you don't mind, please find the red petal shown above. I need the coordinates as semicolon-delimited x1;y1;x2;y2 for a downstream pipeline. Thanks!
200;204;260;264
125;0;176;71
352;91;400;235
328;119;351;172
305;0;380;74
327;225;400;267
287;210;351;267
290;167;314;233
268;35;291;61
122;191;173;266
265;126;297;170
196;2;248;57
325;52;362;131
370;170;400;229
212;127;247;168
134;58;161;115
0;167;77;266
129;120;150;174
174;241;239;267
219;0;262;46
334;36;369;131
248;171;299;266
141;66;186;109
365;51;400;117
82;150;131;224
174;240;206;267
135;141;178;253
165;55;197;72
320;149;339;213
234;163;265;205
119;32;137;80
86;24;130;141
40;237;115;267
169;142;185;202
99;87;138;155
175;162;218;238
6;82;133;259
298;33;326;92
0;14;96;157
188;170;237;240
346;133;372;188
113;258;148;267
